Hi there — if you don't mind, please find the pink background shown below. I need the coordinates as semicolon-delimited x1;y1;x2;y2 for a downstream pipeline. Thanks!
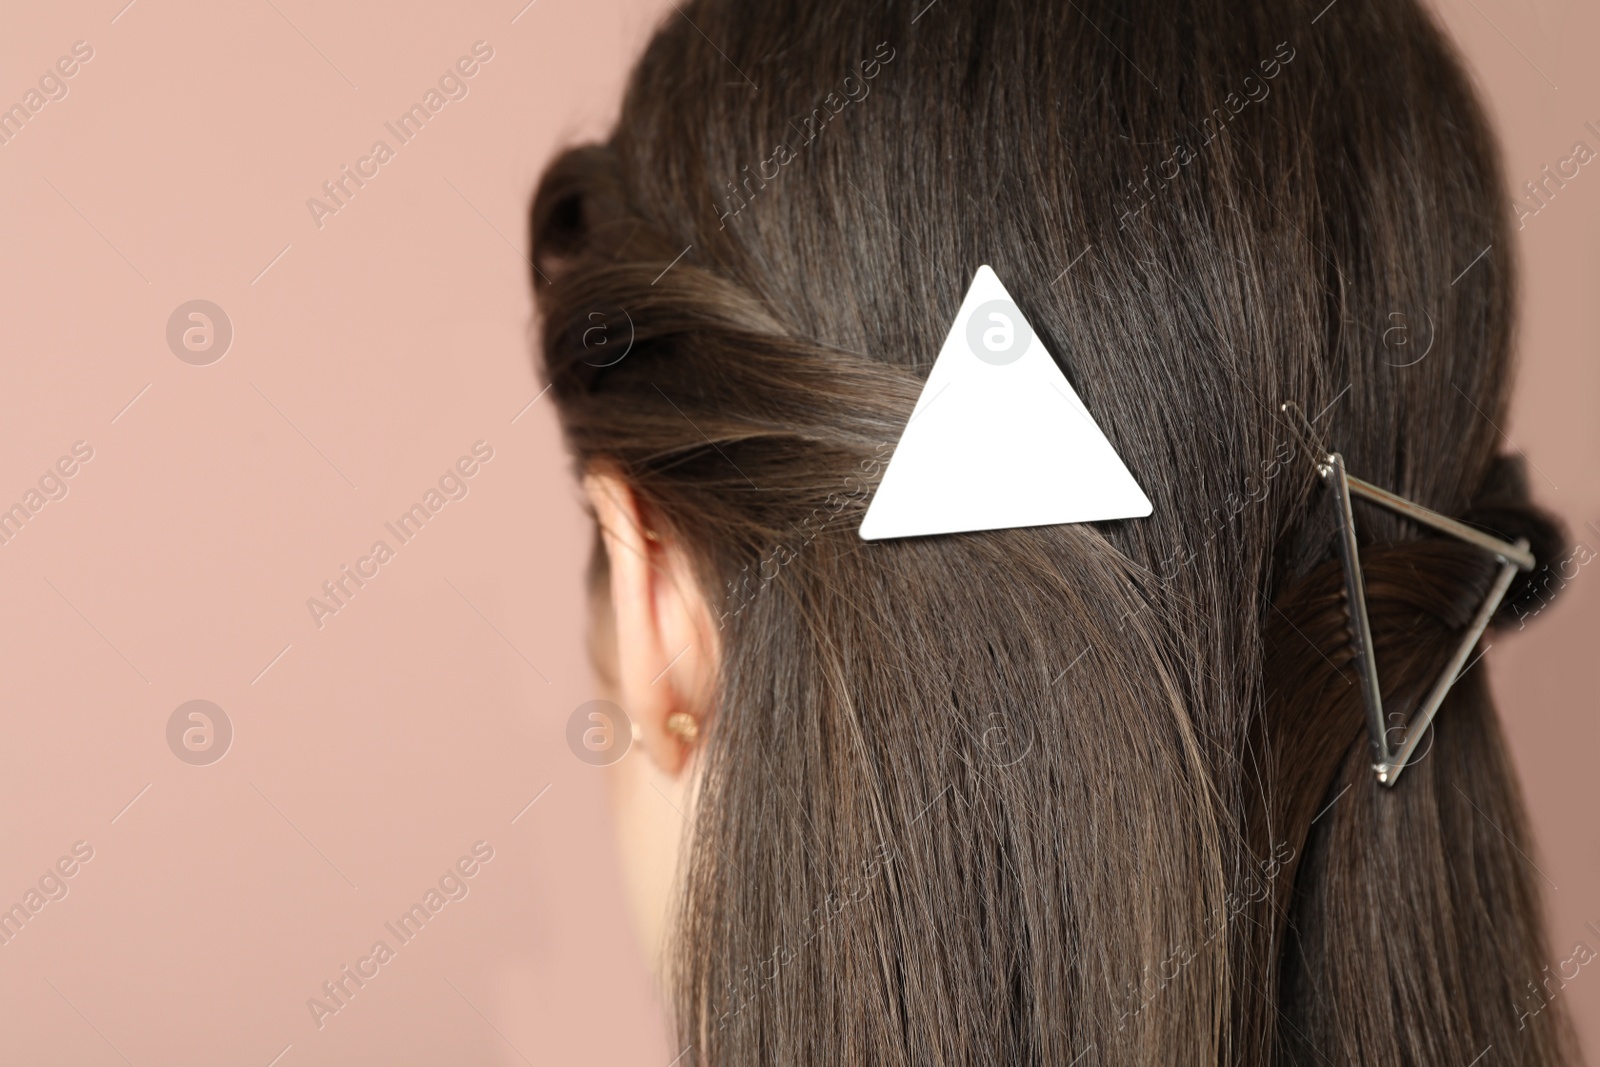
0;1;1592;1063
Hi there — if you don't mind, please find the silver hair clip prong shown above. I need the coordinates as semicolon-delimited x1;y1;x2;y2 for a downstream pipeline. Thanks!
1281;403;1534;787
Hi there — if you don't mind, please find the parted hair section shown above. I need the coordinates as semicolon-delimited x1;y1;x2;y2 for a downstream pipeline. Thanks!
528;1;1578;1064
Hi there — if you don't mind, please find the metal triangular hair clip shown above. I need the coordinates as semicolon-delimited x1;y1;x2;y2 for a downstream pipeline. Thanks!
1280;404;1535;788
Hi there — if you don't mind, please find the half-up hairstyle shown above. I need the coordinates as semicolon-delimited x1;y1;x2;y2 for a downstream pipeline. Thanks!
529;1;1579;1064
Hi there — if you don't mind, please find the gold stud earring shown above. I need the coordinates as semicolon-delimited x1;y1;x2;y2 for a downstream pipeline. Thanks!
665;712;700;744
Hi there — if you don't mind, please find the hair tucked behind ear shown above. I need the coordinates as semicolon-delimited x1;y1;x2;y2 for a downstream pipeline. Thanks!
529;1;1579;1064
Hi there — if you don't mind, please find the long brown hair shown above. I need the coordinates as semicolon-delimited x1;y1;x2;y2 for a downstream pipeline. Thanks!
529;1;1578;1063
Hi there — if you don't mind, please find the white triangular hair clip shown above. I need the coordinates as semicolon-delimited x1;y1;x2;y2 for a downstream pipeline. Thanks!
859;265;1152;540
1280;403;1535;787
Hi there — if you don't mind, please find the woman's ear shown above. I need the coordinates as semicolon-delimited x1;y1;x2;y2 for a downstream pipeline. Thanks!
583;470;719;776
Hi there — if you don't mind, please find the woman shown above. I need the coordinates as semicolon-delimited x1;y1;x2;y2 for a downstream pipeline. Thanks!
530;0;1579;1062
